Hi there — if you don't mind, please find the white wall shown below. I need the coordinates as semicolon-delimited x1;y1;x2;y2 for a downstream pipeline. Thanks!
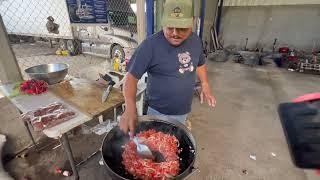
224;0;320;6
221;5;320;51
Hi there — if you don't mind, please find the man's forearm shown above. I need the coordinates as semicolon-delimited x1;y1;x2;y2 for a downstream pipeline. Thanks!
123;73;138;112
196;64;209;86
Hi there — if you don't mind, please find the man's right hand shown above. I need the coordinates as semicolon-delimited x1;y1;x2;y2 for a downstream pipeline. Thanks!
120;109;137;138
121;73;139;138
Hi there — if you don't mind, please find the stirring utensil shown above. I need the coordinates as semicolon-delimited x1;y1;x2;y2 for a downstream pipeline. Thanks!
132;136;154;160
130;133;165;162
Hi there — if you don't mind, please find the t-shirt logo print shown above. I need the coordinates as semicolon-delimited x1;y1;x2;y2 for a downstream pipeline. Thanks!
178;51;194;74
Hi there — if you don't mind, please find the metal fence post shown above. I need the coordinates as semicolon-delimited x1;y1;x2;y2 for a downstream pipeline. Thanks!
199;0;206;38
146;0;154;36
0;15;23;84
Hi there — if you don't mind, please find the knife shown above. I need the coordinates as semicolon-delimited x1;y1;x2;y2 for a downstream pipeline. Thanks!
101;85;113;103
101;73;116;103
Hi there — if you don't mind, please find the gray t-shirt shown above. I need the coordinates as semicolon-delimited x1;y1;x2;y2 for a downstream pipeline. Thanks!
127;31;205;115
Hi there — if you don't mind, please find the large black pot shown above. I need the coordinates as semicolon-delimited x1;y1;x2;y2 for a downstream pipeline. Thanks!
101;116;197;179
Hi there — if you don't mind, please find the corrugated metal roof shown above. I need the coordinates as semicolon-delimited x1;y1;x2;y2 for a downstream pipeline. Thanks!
224;0;320;6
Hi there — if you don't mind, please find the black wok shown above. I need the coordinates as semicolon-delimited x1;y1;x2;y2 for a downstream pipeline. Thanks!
101;116;197;179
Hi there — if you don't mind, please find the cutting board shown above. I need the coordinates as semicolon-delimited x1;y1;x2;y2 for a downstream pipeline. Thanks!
50;78;124;118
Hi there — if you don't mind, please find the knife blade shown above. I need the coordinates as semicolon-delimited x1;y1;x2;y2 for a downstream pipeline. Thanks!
101;85;112;103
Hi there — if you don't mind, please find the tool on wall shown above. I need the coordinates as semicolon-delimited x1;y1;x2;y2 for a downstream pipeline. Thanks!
272;38;278;55
244;38;248;51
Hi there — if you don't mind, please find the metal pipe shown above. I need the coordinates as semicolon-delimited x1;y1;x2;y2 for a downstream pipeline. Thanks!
199;0;206;38
23;121;39;151
60;134;79;180
215;0;224;35
146;0;154;36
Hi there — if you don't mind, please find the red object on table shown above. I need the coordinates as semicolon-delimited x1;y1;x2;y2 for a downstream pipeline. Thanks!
20;79;48;95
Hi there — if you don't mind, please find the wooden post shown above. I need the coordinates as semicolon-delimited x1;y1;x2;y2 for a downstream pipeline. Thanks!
0;15;23;84
136;0;146;44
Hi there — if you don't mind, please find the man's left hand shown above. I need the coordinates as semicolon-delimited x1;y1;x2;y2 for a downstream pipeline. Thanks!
200;83;216;108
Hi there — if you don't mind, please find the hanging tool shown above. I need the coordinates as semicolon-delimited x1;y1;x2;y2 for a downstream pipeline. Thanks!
211;27;217;51
244;38;248;51
272;38;277;54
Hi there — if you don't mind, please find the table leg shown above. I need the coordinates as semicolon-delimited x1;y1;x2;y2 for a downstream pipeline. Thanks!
23;120;38;150
114;107;117;122
60;133;79;180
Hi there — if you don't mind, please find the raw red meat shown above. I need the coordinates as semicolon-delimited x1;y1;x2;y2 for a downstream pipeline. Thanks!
33;103;63;116
122;129;180;180
21;102;76;131
31;111;76;130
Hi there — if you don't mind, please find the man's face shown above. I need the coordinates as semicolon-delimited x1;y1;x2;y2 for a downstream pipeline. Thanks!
163;27;193;46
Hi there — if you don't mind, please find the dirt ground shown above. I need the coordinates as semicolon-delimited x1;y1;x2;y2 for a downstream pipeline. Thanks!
1;59;320;180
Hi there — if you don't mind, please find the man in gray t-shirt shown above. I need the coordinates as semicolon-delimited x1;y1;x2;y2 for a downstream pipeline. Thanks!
120;0;216;135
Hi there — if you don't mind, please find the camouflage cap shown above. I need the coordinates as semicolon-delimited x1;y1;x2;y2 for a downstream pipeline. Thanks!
161;0;194;28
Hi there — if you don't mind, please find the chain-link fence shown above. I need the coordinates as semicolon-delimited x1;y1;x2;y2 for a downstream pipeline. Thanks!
0;0;138;82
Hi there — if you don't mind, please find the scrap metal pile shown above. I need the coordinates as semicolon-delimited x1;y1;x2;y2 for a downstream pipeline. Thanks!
274;47;320;73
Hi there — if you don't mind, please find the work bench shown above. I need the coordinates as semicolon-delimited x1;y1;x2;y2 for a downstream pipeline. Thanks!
0;78;125;180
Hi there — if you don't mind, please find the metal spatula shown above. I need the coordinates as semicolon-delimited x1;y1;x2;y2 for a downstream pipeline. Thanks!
132;136;165;162
132;136;154;159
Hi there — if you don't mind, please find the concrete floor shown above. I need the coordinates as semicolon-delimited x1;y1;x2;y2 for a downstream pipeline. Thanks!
11;42;107;80
1;60;320;180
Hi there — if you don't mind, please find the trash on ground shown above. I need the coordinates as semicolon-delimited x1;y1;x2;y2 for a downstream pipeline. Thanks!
271;152;277;157
249;154;257;161
16;153;28;159
62;170;72;177
54;166;72;177
242;169;248;175
52;144;61;150
91;119;118;135
80;124;92;135
54;166;62;174
99;158;104;166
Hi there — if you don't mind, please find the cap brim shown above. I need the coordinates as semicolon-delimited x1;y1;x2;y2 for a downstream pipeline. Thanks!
161;18;193;28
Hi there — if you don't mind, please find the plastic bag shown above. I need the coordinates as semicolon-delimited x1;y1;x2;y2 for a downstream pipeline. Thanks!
21;102;76;131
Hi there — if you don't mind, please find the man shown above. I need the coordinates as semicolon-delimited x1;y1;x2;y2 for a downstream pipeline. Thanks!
120;0;216;135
